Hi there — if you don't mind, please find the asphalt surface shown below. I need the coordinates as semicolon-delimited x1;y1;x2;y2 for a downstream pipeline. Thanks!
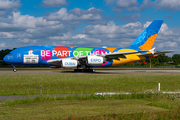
0;70;180;74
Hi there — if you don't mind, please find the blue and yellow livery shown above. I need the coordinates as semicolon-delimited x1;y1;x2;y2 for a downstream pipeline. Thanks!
3;20;174;72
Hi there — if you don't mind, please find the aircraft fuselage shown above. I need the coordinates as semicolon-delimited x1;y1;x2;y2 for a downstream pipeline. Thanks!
3;46;150;67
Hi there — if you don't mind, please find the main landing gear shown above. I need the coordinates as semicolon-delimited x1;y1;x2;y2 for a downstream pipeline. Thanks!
74;69;95;72
74;66;95;72
74;65;96;72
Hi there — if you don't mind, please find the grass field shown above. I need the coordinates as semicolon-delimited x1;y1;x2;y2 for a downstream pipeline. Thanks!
0;73;180;95
0;73;180;119
0;99;169;120
1;94;180;119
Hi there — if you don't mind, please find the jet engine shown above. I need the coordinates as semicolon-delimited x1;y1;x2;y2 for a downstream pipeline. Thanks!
86;56;104;65
61;59;78;68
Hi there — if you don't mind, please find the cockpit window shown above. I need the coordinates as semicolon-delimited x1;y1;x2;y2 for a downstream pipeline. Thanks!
9;53;13;55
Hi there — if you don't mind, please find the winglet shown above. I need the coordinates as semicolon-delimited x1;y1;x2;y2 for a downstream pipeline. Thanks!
149;47;156;54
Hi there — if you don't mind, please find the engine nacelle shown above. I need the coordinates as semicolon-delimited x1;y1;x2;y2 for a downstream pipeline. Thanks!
61;59;78;68
86;56;104;65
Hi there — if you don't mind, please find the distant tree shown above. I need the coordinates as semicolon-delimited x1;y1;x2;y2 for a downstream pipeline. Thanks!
167;56;173;62
157;54;168;64
0;48;15;65
172;54;180;65
0;49;11;60
145;53;170;66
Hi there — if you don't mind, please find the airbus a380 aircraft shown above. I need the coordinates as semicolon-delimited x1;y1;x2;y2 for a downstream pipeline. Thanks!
3;20;174;72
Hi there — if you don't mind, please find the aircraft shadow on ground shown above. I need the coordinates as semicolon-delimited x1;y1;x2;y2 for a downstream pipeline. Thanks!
56;71;125;74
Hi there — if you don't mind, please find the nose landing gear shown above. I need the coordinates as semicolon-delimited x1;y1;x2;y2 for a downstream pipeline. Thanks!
13;65;17;72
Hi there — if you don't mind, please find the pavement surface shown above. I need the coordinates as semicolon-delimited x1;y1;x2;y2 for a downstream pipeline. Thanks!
0;70;180;74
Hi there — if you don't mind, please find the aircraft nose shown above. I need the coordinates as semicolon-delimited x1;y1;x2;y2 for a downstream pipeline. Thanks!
3;55;10;64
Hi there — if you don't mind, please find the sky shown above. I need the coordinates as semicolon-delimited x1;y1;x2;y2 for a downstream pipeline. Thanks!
0;0;180;56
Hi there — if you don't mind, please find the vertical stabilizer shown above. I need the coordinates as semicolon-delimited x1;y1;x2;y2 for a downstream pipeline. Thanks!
129;20;163;50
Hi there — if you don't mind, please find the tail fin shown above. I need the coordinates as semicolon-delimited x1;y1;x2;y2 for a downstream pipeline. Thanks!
129;20;163;50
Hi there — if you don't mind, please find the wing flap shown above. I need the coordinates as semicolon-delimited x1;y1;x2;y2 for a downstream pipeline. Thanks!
137;50;175;56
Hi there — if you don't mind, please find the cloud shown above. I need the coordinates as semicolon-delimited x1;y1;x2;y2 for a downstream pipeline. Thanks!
0;7;104;48
155;0;180;12
12;12;59;28
0;0;21;10
0;4;179;54
17;38;30;43
159;23;169;33
158;23;180;40
83;21;142;36
72;34;101;45
72;34;86;39
138;0;154;11
49;32;72;40
0;10;68;48
164;15;172;19
69;7;103;16
140;0;180;12
0;11;60;32
81;20;180;52
49;33;101;46
46;7;102;21
119;13;141;22
42;0;68;7
105;0;180;12
0;11;5;15
106;0;154;12
0;32;16;38
105;0;140;12
116;0;138;10
154;23;180;52
82;21;144;47
112;0;139;12
0;43;6;47
104;0;115;5
159;41;178;48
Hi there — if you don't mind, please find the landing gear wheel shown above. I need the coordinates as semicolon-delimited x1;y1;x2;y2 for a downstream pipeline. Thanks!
13;65;17;72
13;68;17;72
88;69;95;72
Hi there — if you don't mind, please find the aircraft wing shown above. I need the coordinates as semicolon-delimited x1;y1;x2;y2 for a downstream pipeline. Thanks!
137;50;175;56
47;50;153;65
99;51;144;61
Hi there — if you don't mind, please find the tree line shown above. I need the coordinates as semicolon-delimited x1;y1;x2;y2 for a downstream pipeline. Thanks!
1;48;180;66
0;49;14;65
145;54;180;66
